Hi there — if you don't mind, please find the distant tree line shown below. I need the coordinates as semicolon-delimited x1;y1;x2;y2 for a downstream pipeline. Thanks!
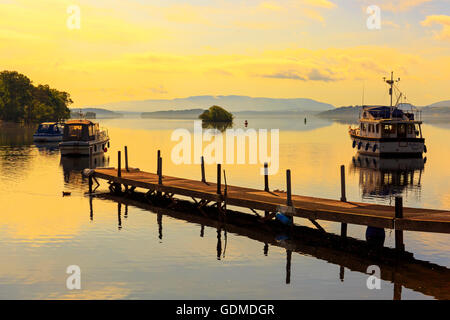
0;71;72;123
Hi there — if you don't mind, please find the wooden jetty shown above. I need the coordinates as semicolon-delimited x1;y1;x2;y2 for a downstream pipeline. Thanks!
84;149;450;252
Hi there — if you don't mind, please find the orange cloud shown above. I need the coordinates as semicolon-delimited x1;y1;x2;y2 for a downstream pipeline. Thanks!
302;0;337;9
421;15;450;41
380;0;432;12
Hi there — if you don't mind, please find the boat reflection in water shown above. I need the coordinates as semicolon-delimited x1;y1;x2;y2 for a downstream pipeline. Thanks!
60;154;109;185
350;155;426;247
34;141;60;152
350;154;425;200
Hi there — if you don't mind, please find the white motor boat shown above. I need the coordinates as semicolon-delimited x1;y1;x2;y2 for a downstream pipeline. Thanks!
59;119;110;156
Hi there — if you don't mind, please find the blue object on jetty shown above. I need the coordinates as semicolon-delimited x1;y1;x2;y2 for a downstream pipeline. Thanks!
276;213;293;226
365;226;386;246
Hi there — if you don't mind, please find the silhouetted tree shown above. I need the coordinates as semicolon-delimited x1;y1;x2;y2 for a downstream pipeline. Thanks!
199;105;234;122
0;70;72;123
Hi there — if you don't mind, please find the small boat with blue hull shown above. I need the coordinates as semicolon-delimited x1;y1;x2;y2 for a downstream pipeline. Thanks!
33;122;64;142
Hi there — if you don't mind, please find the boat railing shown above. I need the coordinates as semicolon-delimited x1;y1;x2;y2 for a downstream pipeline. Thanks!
96;127;109;141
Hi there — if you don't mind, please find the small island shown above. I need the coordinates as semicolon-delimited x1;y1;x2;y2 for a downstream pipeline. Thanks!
199;105;234;122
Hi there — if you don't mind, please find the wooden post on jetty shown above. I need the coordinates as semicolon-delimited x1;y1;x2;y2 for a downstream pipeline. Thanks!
157;150;161;174
217;164;221;195
124;146;129;172
340;165;348;239
286;170;292;206
340;165;346;202
158;156;163;185
157;150;162;195
264;163;269;217
117;151;121;178
286;169;293;224
201;156;206;183
395;196;405;251
264;162;269;192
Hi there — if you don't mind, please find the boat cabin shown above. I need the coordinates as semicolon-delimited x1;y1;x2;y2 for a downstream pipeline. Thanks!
63;119;101;142
36;122;63;134
358;106;422;140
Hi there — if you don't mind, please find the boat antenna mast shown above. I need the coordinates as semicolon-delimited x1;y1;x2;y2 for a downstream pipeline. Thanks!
383;71;400;108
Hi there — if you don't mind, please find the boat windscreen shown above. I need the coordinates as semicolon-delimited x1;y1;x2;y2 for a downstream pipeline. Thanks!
367;107;404;119
37;124;50;133
65;125;84;140
37;124;60;133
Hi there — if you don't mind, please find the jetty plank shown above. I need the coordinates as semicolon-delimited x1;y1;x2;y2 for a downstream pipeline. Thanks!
92;168;450;234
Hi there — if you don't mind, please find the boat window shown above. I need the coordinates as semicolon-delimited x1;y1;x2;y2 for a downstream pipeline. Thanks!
376;124;379;133
368;124;374;132
415;124;421;136
407;124;413;134
382;124;396;134
88;125;94;137
67;125;83;139
360;123;366;131
398;124;406;137
37;124;50;133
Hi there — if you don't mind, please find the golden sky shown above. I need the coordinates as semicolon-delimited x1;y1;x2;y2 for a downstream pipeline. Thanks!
1;0;449;108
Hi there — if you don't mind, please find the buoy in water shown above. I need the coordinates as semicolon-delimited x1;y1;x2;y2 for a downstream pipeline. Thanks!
276;213;293;226
365;226;385;246
244;120;248;127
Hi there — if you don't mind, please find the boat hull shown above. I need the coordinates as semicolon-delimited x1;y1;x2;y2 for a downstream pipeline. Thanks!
59;139;109;156
350;134;424;157
33;134;63;142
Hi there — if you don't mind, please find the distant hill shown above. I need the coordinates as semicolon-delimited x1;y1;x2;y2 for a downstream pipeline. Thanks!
317;105;362;120
428;100;450;108
141;109;205;119
70;108;124;119
318;103;450;121
93;95;335;113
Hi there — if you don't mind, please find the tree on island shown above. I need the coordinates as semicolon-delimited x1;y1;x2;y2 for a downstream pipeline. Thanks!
199;105;233;122
0;71;72;123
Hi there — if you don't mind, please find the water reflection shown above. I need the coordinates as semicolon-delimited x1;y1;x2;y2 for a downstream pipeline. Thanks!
0;122;36;146
350;155;425;201
94;192;450;300
60;154;109;184
35;142;60;152
201;121;233;132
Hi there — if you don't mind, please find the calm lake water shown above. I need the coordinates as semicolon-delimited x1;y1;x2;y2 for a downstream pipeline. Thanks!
0;116;449;300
